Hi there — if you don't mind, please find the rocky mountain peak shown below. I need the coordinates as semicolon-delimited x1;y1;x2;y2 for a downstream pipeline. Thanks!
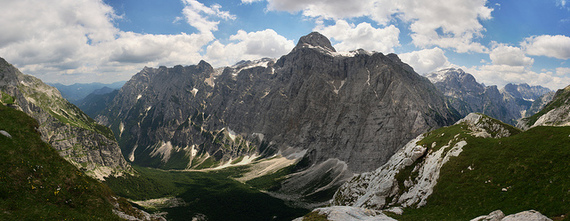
426;68;470;84
293;32;336;52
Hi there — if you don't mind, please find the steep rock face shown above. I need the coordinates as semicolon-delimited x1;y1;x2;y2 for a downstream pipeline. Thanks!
0;57;130;180
500;83;552;118
332;113;519;209
426;68;551;125
525;91;555;117
100;32;459;174
518;84;570;129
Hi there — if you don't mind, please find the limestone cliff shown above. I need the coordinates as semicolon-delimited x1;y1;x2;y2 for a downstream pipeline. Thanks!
99;32;459;174
0;57;130;180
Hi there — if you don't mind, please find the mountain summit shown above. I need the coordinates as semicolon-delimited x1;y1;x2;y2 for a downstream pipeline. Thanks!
293;32;336;52
98;32;459;204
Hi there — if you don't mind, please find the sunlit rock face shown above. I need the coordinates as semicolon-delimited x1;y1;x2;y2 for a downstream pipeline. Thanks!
100;32;459;174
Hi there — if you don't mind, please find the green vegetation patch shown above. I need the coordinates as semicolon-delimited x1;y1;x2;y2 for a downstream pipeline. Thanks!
0;105;121;220
395;126;570;220
246;165;294;191
1;90;15;104
105;165;308;221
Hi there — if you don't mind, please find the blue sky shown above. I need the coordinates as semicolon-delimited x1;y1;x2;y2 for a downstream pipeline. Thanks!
1;0;569;90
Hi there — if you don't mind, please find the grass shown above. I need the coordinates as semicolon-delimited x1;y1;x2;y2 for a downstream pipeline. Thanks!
105;165;309;221
246;165;295;191
393;124;570;220
1;90;14;104
0;105;122;220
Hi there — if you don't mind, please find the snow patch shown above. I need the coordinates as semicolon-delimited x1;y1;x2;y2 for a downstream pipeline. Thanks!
136;94;142;100
191;88;198;96
231;58;275;76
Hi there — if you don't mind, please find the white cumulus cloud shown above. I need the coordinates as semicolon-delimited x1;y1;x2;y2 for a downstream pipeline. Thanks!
399;47;450;74
522;35;570;60
466;64;570;90
205;29;294;67
263;0;492;53
0;0;239;84
489;44;534;66
315;20;400;53
178;0;236;34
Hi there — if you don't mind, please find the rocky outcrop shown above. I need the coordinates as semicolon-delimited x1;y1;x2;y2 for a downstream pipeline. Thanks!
293;206;396;221
525;91;555;117
518;85;570;129
472;210;552;221
426;68;552;125
332;113;518;209
100;32;459;174
0;57;130;180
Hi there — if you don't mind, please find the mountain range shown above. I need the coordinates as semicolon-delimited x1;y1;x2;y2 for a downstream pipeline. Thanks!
49;81;125;104
94;32;461;205
425;68;552;125
2;32;569;220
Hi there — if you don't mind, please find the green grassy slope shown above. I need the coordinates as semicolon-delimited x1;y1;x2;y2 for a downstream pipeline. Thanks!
0;105;122;220
396;123;570;220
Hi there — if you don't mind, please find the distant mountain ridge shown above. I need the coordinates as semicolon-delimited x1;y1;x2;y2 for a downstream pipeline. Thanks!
49;81;125;104
425;68;552;125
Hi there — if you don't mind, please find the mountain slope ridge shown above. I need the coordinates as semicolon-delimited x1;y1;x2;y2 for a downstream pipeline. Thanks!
0;57;131;180
331;112;569;220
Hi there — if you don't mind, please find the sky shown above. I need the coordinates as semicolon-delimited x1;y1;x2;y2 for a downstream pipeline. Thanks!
1;0;570;90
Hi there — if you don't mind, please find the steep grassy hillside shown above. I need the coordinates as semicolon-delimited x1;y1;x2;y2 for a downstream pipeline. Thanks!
0;105;125;220
396;124;570;220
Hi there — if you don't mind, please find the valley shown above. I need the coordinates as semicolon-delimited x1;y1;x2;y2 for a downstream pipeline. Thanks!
104;165;308;221
1;30;569;221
